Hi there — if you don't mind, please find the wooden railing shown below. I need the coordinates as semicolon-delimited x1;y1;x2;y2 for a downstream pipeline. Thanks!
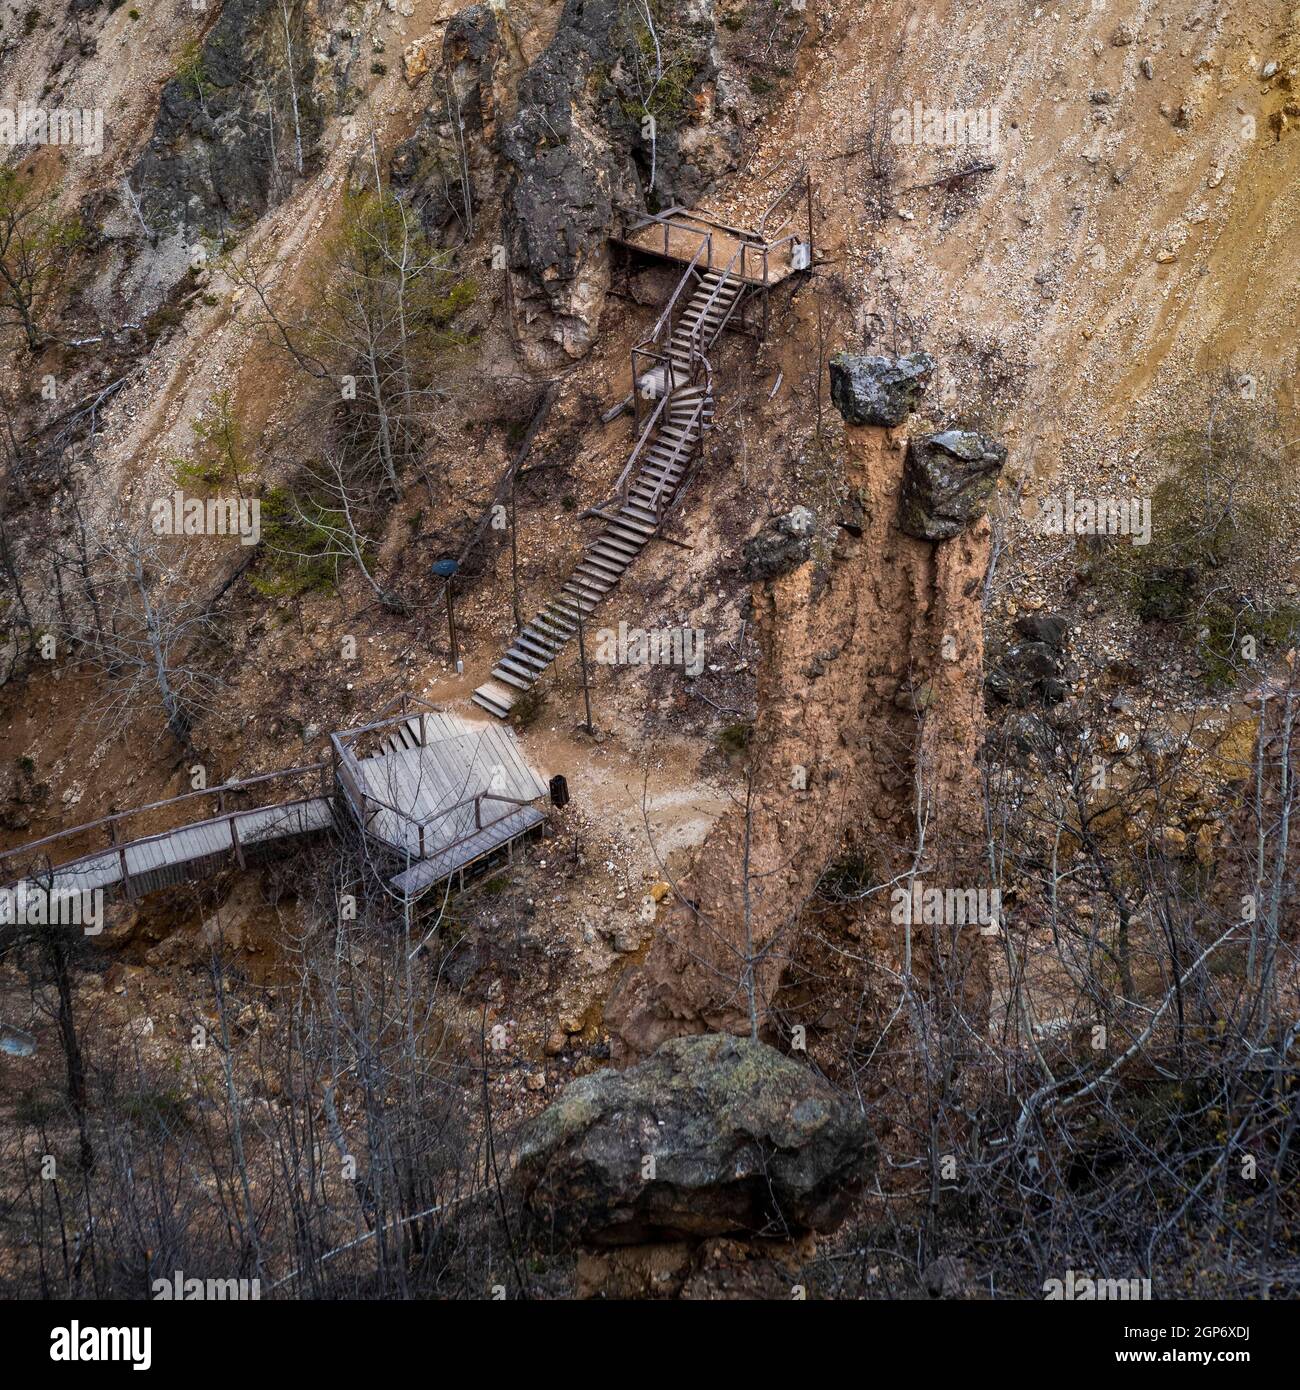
616;180;814;285
0;762;331;890
329;708;534;864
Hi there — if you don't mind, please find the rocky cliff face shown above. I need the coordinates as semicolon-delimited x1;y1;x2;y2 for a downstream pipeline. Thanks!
130;0;348;245
499;0;741;364
391;5;507;241
606;400;994;1061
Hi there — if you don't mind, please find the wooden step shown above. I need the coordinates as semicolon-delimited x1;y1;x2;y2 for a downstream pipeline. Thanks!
605;522;651;548
650;443;690;462
540;602;578;627
515;632;559;663
597;527;642;549
520;622;560;650
576;565;622;593
595;535;641;559
590;549;636;574
585;532;630;558
491;664;534;692
563;581;606;608
639;466;684;487
566;569;613;596
620;503;659;525
506;641;551;669
471;683;516;718
581;552;626;579
534;613;575;643
580;556;627;583
551;592;599;617
499;651;542;679
567;569;611;597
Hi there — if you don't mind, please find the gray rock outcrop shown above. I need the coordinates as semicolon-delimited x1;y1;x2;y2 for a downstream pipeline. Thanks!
500;0;740;365
390;6;505;242
742;505;817;581
515;1034;874;1245
987;614;1070;707
829;351;935;427
130;0;335;242
899;429;1007;540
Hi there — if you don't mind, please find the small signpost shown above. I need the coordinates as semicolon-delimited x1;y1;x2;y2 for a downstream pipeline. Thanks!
431;559;462;674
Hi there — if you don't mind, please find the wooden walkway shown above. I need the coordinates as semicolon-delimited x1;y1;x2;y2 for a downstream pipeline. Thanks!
7;797;335;903
613;209;806;285
2;701;552;912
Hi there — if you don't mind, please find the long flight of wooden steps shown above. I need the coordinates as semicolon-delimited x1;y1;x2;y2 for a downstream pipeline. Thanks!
471;270;741;720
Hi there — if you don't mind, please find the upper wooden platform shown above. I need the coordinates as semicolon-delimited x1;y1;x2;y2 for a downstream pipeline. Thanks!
614;207;806;286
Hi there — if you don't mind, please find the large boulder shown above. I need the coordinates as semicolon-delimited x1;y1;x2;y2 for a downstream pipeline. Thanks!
987;614;1070;707
829;351;934;427
900;429;1007;540
742;505;816;581
515;1034;874;1245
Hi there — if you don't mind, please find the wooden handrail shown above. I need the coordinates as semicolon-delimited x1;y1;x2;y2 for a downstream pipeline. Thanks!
7;795;328;886
0;763;329;867
634;239;709;360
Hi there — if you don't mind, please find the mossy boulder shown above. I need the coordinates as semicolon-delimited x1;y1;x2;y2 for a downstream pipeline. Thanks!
515;1034;874;1244
829;350;934;427
900;429;1007;540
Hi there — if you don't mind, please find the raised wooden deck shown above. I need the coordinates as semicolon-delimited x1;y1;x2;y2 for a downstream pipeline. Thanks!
613;197;811;286
1;700;553;913
333;708;550;902
388;806;546;899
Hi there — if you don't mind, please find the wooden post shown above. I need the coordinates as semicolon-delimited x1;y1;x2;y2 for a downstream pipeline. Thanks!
445;577;461;672
510;471;522;634
230;815;245;869
576;598;594;735
806;173;815;255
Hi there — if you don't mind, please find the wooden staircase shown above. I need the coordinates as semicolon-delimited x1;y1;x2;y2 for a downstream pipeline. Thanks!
472;270;741;720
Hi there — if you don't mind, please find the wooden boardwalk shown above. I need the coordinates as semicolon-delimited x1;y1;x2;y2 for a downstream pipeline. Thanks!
9;797;335;902
614;209;805;285
1;701;553;912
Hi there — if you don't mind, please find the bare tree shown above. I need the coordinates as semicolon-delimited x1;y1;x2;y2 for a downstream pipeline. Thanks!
0;169;84;352
74;526;221;749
